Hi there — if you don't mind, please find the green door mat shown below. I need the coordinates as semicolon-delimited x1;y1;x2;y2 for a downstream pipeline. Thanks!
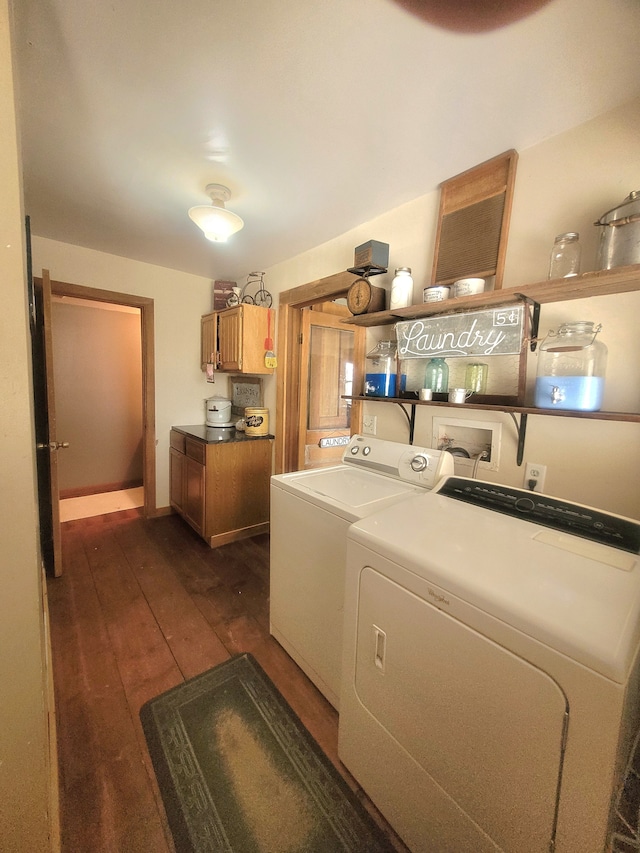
140;653;396;852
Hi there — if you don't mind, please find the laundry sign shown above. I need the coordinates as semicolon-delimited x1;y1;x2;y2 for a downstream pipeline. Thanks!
396;305;524;359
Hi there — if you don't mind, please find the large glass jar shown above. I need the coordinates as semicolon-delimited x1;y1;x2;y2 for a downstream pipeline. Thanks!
535;321;607;411
364;341;405;397
424;357;449;394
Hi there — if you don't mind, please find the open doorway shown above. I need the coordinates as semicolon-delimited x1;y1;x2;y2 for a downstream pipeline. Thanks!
40;277;156;520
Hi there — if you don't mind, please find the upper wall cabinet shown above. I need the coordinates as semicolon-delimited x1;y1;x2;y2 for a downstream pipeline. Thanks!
201;303;275;375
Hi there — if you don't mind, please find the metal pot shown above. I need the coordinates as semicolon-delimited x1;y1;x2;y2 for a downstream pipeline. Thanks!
205;396;232;426
594;191;640;270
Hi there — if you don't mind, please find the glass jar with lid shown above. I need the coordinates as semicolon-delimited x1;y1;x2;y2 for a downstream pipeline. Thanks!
364;341;405;397
548;233;581;279
389;268;414;310
534;321;607;411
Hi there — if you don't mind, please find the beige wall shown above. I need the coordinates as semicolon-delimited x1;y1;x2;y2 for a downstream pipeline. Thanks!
1;1;52;849
262;96;640;519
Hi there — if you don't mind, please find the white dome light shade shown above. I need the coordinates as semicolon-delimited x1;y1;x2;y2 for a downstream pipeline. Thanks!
188;183;244;242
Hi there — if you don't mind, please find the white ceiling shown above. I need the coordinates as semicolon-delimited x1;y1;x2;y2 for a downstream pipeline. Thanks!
12;0;640;283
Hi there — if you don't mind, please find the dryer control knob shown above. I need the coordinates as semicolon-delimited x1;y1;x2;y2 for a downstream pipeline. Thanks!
410;454;429;472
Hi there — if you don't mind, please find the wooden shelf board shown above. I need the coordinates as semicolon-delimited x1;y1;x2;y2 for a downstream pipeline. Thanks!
346;396;640;423
342;263;640;327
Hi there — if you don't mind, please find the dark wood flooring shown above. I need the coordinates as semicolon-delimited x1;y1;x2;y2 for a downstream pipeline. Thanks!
48;508;409;852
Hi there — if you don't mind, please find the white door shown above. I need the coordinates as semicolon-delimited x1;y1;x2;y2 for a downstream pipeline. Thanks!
346;566;567;853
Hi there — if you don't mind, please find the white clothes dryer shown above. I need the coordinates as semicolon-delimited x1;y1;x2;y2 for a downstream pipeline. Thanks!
269;434;453;710
339;477;640;853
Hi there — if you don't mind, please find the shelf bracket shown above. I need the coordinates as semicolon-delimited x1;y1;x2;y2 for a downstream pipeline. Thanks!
396;402;416;444
515;294;541;352
508;411;528;466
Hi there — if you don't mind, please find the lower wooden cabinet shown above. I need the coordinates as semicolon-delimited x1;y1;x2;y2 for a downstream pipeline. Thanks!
170;429;272;547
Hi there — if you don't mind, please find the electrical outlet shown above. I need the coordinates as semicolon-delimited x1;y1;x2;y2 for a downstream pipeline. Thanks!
524;462;547;493
362;414;377;435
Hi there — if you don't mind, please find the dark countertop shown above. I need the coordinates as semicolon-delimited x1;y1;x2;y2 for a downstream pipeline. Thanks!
172;424;274;444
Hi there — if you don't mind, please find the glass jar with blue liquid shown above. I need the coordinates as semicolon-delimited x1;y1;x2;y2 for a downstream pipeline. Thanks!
364;341;405;397
534;321;607;411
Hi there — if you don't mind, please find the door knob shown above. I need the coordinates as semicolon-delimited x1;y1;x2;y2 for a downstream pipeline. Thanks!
36;441;70;450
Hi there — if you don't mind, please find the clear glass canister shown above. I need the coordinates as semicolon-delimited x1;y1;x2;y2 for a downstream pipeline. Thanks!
548;232;581;279
364;341;405;397
424;357;449;394
534;321;607;411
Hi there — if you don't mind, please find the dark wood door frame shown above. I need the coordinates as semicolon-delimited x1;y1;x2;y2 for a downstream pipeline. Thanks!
275;271;362;474
40;278;157;517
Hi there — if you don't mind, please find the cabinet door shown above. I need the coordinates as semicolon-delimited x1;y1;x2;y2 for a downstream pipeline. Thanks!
184;456;205;534
215;304;274;375
169;447;184;511
201;312;218;370
206;440;272;535
235;304;274;375
218;308;243;371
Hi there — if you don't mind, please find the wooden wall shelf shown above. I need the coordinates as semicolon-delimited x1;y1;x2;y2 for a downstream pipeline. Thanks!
341;263;640;327
342;263;640;463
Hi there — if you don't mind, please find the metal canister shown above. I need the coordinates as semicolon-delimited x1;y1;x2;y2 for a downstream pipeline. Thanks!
244;407;269;436
594;191;640;270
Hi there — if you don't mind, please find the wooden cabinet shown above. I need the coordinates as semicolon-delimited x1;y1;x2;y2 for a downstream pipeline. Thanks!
170;429;272;547
201;303;274;374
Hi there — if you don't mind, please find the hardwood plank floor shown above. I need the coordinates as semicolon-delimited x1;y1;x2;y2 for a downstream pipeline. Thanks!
48;509;409;853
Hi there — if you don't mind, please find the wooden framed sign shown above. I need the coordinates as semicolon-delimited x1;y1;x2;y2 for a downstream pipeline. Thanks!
396;305;524;359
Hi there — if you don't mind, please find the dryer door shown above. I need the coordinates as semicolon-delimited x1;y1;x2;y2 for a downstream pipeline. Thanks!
348;567;568;853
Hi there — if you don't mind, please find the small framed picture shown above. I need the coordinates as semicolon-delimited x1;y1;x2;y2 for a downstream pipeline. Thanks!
212;280;237;310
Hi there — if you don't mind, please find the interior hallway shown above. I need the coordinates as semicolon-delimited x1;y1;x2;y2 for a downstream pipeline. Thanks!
48;508;408;852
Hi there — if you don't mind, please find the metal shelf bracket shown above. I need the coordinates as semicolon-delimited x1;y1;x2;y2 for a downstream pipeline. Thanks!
396;402;416;444
508;411;528;465
514;294;541;352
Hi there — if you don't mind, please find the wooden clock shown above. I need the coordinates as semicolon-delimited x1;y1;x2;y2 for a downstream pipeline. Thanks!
347;278;386;315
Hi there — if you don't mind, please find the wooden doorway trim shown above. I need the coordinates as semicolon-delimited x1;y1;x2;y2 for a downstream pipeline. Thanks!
275;271;360;474
45;278;157;517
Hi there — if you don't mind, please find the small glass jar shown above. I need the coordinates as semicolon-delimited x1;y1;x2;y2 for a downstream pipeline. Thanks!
389;267;414;310
424;357;449;394
465;362;488;394
548;232;581;279
364;341;405;397
535;321;607;411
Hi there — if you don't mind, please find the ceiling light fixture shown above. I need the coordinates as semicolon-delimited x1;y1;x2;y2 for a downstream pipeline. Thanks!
188;183;244;243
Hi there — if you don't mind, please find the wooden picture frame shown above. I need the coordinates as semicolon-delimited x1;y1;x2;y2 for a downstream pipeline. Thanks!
229;375;263;417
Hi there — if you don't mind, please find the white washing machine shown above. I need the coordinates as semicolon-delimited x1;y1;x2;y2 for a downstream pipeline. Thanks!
269;434;453;710
338;477;640;853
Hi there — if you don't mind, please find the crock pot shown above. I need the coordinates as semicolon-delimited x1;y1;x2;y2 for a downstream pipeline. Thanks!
205;396;233;427
594;190;640;270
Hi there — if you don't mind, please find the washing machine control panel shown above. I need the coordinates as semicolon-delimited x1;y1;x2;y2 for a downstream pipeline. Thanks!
343;435;454;488
438;477;640;554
